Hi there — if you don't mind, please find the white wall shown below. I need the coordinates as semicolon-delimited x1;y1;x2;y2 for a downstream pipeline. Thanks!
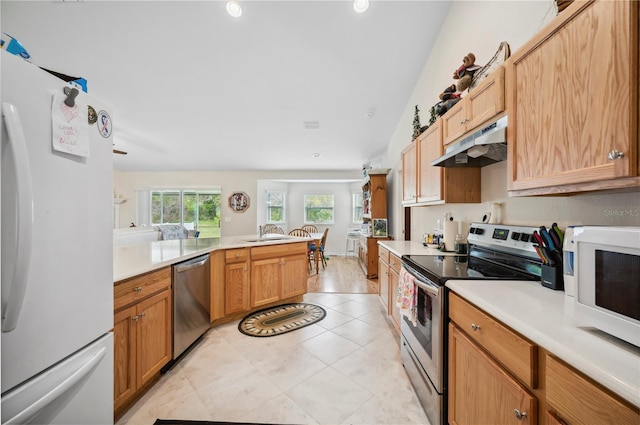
381;1;640;239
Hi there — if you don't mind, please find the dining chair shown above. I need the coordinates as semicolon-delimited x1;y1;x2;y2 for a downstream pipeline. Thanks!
270;226;285;235
288;229;314;271
261;224;277;234
301;224;318;233
309;228;329;269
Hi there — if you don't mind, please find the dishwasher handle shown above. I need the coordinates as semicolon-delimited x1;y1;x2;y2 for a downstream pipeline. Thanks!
174;255;209;273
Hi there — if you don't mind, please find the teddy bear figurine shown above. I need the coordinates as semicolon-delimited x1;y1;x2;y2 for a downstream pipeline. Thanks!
453;52;481;92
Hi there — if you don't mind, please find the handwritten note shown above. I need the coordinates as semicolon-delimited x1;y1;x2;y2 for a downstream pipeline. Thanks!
51;92;89;157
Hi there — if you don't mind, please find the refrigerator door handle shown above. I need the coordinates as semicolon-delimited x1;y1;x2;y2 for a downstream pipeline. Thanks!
2;347;107;424
1;103;35;333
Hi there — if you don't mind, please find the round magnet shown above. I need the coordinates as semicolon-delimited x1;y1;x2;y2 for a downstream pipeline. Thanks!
87;105;97;124
97;110;112;138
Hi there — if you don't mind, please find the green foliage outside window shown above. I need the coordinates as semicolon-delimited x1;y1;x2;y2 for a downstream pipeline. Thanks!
151;190;221;238
267;192;285;224
304;195;334;224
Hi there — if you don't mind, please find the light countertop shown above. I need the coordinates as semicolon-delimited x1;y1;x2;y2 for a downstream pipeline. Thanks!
114;235;307;282
377;240;459;257
447;279;640;408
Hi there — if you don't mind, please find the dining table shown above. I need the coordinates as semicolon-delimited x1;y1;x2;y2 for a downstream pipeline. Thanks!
309;232;324;274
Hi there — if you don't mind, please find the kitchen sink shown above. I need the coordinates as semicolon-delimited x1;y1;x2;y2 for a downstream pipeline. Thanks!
242;236;290;243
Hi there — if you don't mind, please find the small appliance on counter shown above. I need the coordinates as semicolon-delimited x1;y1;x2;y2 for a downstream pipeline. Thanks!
563;225;640;347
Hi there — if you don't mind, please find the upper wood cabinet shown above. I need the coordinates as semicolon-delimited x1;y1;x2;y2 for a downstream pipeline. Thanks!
442;66;506;147
401;119;481;206
507;0;640;195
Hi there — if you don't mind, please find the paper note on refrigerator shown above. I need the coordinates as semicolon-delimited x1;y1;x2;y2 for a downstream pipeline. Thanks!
51;92;89;157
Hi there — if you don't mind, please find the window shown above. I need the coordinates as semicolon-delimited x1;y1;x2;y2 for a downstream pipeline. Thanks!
352;193;363;223
150;190;221;238
304;194;334;224
266;191;286;224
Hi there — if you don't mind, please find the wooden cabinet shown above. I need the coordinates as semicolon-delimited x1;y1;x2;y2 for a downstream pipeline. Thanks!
442;66;506;147
250;242;308;308
449;323;537;425
224;248;250;314
359;171;389;278
387;254;401;330
507;0;640;196
449;291;640;425
401;119;481;206
114;267;172;415
378;246;390;312
209;250;225;322
401;143;418;203
546;355;640;425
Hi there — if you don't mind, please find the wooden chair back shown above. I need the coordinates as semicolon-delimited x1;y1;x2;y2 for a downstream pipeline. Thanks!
301;224;318;233
288;228;311;238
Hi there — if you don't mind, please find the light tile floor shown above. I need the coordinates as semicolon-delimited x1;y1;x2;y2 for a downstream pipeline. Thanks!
116;293;431;425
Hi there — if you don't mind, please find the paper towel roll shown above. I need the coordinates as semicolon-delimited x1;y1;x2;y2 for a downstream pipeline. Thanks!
443;221;458;252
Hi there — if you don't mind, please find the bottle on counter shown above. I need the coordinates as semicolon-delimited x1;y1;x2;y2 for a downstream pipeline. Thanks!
455;234;468;254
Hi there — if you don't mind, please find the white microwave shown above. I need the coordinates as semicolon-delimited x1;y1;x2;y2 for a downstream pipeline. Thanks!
563;226;640;347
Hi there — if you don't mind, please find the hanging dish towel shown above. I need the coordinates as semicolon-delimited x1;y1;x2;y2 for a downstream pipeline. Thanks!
397;268;418;326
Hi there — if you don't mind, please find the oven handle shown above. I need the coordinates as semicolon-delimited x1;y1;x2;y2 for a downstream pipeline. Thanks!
401;265;440;297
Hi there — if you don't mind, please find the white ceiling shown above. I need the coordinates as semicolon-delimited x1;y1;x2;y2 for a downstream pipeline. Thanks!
2;1;451;172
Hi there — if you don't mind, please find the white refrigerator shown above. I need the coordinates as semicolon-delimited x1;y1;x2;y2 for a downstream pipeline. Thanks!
1;51;114;424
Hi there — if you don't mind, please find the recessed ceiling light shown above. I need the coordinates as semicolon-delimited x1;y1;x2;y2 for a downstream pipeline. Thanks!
226;1;242;18
353;0;369;13
312;153;321;158
303;121;320;130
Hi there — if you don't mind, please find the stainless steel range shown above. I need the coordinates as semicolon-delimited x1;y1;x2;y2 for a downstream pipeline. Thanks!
400;223;546;425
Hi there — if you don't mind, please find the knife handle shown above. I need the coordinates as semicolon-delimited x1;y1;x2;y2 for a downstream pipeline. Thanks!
539;226;556;251
551;223;564;245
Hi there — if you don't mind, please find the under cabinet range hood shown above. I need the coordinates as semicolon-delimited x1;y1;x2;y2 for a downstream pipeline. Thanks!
432;116;508;167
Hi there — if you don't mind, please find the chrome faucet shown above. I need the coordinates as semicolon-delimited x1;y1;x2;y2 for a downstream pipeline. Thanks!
258;225;264;238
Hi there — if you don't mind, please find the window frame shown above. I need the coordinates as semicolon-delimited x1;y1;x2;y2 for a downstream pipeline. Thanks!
149;189;221;237
303;194;335;225
352;192;364;224
266;191;286;224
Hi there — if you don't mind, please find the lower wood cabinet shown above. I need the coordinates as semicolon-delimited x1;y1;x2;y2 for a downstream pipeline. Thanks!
114;267;172;416
224;248;250;314
449;291;640;425
449;323;537;425
250;242;308;308
377;245;401;331
378;246;390;312
358;234;388;278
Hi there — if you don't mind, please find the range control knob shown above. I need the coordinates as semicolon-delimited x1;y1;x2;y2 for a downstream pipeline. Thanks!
469;227;476;234
475;228;484;235
511;232;521;240
520;233;530;242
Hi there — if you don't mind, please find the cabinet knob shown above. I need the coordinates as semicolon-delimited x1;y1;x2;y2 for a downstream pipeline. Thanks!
133;286;143;292
471;323;480;331
608;150;625;160
132;315;140;321
513;409;527;420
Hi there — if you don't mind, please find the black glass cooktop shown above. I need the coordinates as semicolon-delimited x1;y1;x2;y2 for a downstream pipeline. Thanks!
402;254;540;285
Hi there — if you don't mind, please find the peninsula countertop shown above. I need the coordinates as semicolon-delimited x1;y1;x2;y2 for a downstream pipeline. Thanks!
114;234;306;282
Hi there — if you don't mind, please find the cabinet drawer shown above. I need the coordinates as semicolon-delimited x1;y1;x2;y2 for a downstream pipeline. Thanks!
378;246;390;264
114;267;171;311
225;248;249;263
251;242;307;260
546;355;640;425
449;292;537;388
389;253;401;273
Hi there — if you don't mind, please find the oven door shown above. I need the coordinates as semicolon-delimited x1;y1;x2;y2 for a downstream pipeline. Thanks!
400;265;444;393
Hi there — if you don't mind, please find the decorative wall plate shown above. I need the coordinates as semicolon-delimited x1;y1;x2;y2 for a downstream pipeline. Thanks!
97;110;112;138
229;191;250;213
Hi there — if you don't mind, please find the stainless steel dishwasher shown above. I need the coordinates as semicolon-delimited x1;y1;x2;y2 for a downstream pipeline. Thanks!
172;253;210;360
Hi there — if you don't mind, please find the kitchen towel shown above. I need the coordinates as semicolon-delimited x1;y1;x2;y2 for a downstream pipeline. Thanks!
397;268;417;326
443;220;458;252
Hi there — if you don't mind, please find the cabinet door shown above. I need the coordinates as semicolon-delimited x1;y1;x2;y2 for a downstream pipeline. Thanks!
281;253;308;299
402;142;418;204
113;305;137;412
465;66;505;130
378;258;389;314
441;100;467;147
251;257;281;307
225;261;250;314
449;324;537;425
136;289;172;387
417;121;444;203
507;0;638;194
388;267;400;330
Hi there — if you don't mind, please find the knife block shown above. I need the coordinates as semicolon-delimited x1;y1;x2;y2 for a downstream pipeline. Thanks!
541;264;564;291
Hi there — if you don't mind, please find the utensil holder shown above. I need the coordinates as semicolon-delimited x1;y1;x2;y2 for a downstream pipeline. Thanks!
541;264;564;291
